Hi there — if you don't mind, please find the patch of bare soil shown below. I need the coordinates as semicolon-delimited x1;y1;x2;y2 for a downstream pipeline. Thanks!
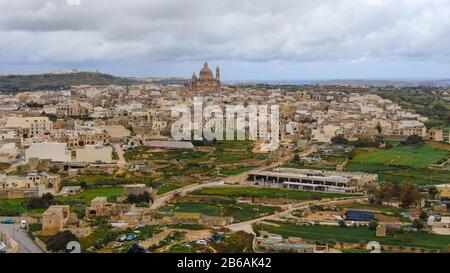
141;229;173;249
375;213;401;223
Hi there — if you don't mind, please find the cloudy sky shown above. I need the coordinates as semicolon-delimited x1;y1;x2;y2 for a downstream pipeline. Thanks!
1;0;450;81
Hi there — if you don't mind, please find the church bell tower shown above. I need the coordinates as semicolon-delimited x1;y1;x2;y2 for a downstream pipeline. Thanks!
216;65;221;82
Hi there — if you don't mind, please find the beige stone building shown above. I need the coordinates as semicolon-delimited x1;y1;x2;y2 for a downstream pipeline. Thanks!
40;206;70;236
54;129;110;148
188;62;221;92
40;205;92;238
0;173;60;199
85;196;135;218
4;116;52;137
56;101;90;117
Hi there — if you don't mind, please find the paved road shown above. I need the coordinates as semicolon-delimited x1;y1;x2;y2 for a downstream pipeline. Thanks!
0;224;44;253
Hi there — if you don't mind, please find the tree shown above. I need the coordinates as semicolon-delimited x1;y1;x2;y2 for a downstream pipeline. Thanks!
400;181;421;207
27;193;54;209
365;183;381;204
48;166;60;174
375;123;382;134
401;135;423;146
428;186;439;199
379;181;400;205
46;231;79;253
126;192;151;204
127;244;146;253
412;219;425;231
368;220;379;231
419;211;429;221
338;220;347;228
293;154;301;162
331;136;349;145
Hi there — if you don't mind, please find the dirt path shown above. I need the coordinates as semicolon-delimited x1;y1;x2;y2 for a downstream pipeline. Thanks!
386;156;400;165
140;229;173;249
113;144;127;167
182;229;212;242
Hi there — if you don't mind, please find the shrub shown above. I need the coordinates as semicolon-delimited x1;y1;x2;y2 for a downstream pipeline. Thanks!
27;193;54;209
412;219;425;231
368;220;379;231
401;135;423;146
46;231;79;253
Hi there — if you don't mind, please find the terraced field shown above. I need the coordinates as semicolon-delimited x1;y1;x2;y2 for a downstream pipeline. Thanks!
347;142;450;185
54;187;124;205
163;197;280;222
254;221;450;250
352;143;449;169
192;187;351;200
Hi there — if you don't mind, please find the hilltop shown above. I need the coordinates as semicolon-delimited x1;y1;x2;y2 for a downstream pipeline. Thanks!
0;72;144;92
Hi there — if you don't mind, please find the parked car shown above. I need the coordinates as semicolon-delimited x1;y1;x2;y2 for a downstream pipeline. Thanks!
20;220;27;229
112;242;123;249
126;235;136;241
196;239;208;245
0;242;7;253
0;219;15;224
118;235;127;242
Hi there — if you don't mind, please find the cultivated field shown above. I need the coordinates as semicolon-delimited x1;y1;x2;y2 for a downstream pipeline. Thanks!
192;187;351;200
124;141;268;179
162;196;280;222
254;221;450;250
54;187;124;205
352;143;449;169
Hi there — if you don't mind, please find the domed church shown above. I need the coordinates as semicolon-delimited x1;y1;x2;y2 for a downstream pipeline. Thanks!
188;62;221;92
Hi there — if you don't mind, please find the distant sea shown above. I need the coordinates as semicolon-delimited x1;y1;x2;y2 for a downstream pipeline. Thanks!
223;78;450;87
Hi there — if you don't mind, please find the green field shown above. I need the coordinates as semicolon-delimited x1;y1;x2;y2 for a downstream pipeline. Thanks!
165;199;280;222
0;198;27;216
381;168;450;186
0;198;47;216
61;175;183;195
347;143;450;185
220;165;261;176
255;221;450;250
347;162;450;186
192;187;351;200
54;187;123;205
346;162;405;173
352;143;449;169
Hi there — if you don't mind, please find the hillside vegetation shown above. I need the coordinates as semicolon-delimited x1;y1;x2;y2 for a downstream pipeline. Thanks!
0;72;143;92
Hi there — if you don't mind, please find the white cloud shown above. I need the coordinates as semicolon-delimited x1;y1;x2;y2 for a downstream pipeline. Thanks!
1;0;450;73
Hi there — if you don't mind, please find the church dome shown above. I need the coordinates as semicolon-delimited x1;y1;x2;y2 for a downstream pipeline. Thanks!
199;62;214;80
